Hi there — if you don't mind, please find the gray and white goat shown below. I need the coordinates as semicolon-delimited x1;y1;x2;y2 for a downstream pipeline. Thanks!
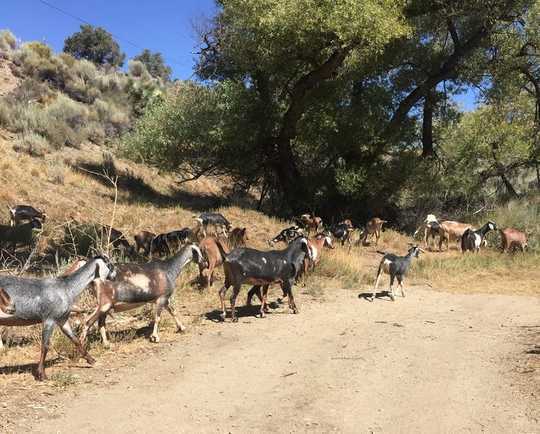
371;245;423;302
0;256;116;380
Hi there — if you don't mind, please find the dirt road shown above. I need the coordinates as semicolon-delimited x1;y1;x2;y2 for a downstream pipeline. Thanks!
26;288;539;433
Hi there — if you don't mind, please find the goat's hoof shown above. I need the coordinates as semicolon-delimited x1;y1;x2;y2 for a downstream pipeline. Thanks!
232;317;238;323
292;308;299;314
149;335;160;343
86;355;96;365
35;372;47;382
176;326;186;333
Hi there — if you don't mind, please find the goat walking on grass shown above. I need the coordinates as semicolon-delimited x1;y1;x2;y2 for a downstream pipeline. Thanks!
0;256;116;380
461;221;497;253
370;245;423;302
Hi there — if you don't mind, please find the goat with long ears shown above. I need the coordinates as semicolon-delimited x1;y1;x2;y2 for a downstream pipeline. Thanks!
0;256;116;380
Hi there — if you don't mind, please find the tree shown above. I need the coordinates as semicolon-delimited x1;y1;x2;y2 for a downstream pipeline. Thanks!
133;49;172;81
64;25;125;67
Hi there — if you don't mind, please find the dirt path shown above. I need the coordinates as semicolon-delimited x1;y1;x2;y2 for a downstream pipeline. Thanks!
21;288;540;433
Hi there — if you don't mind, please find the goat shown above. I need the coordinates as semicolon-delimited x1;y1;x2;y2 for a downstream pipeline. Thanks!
268;226;304;246
198;228;248;289
8;205;46;227
0;218;42;251
413;214;441;249
461;221;497;253
329;222;355;251
81;244;203;346
438;220;472;251
134;230;156;256
298;214;323;235
216;237;312;322
194;212;231;238
165;228;196;251
0;256;116;380
500;228;528;253
358;217;387;246
149;233;171;257
303;232;334;274
370;245;423;302
101;226;134;256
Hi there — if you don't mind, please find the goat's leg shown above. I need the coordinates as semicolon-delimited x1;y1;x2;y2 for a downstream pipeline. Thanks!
284;282;298;314
0;331;3;351
97;314;111;348
398;277;405;297
58;319;95;365
218;283;230;321
230;285;241;322
165;299;186;333
246;285;262;306
81;302;111;346
389;275;395;301
36;320;55;381
150;300;166;343
371;269;383;301
259;285;269;318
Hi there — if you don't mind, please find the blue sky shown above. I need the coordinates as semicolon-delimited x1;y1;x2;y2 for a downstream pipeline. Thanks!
1;0;478;110
1;0;217;80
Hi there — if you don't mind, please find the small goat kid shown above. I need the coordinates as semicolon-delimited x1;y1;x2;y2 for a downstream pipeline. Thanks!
0;256;115;380
81;244;203;346
371;245;423;302
461;221;497;253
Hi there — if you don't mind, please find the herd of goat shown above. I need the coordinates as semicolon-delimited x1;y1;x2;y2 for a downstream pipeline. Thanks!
0;205;530;380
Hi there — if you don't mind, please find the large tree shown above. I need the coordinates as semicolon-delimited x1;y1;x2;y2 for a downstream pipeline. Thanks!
64;24;125;67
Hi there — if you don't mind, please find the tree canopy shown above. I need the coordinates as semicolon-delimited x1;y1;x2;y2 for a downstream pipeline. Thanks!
133;49;172;81
64;25;125;67
125;0;540;221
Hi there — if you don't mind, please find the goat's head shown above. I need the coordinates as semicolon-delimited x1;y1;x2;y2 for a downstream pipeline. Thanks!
190;244;205;266
425;214;438;224
486;221;497;231
407;244;424;258
93;254;116;280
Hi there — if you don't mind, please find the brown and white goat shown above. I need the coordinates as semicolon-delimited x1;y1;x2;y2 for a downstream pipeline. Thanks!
81;244;203;346
358;217;387;246
303;233;334;274
438;220;472;251
500;228;528;253
198;227;248;289
299;214;323;235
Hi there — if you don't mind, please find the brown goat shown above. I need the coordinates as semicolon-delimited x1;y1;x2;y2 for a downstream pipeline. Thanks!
500;228;528;253
81;244;202;346
134;230;156;256
198;227;248;289
438;221;472;251
358;217;387;246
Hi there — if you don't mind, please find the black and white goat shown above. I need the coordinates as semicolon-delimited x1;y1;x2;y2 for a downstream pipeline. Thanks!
370;245;423;302
461;221;497;253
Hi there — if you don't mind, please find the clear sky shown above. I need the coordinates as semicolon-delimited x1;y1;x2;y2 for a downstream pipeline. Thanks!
1;0;478;110
1;0;217;80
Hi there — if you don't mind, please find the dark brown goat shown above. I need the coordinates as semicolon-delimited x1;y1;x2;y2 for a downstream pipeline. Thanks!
134;230;156;256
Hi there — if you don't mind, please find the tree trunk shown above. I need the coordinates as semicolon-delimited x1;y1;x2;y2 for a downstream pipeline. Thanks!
421;91;435;157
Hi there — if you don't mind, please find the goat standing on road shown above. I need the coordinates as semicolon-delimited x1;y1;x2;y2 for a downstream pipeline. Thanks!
216;237;312;322
0;256;116;380
370;245;423;302
461;221;497;253
81;244;203;346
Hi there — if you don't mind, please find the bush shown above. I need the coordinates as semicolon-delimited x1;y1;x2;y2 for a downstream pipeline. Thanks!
13;132;49;157
0;29;17;54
